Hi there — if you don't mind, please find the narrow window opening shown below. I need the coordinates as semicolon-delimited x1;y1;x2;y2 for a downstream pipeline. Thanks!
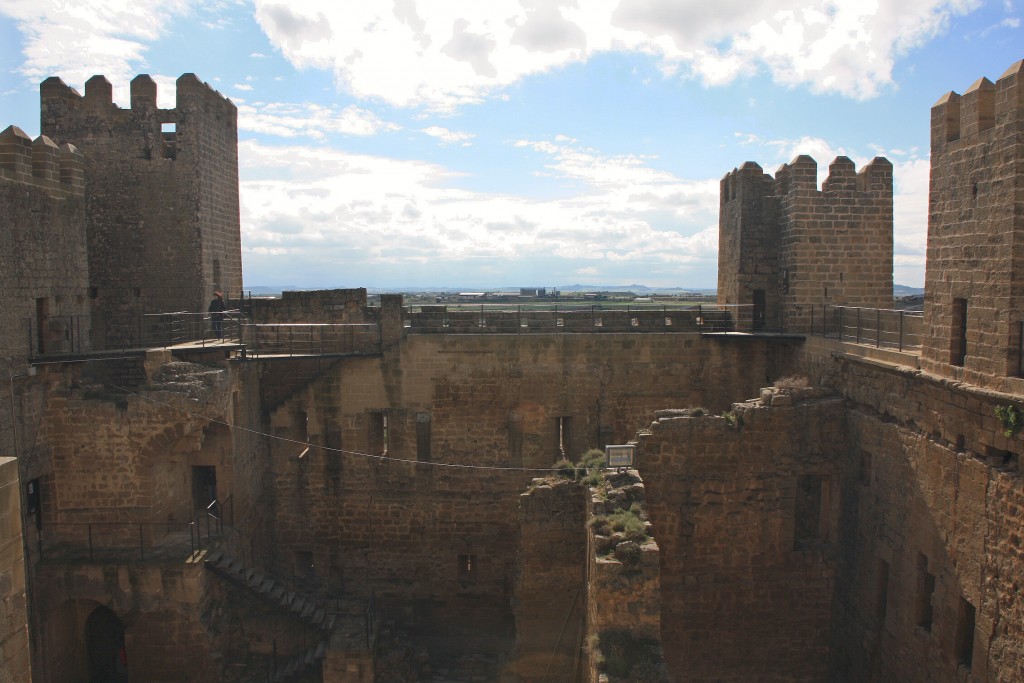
556;416;572;460
161;122;176;134
368;412;388;455
416;412;431;463
294;550;314;578
875;559;890;622
458;554;477;581
951;298;968;366
35;297;48;355
790;475;823;548
916;553;935;632
956;598;976;669
26;478;41;530
955;434;966;452
859;450;872;487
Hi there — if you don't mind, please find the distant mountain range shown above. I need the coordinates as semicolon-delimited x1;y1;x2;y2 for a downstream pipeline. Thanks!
247;284;926;297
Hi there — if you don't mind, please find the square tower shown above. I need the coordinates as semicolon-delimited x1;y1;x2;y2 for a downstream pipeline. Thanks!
40;74;242;344
922;60;1024;389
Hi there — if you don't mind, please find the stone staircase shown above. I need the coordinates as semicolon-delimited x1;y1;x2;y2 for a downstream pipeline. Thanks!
204;550;337;634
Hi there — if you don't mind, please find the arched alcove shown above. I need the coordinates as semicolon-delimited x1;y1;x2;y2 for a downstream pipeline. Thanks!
85;605;127;682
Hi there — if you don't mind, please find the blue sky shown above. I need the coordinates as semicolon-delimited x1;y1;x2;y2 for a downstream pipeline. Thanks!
1;1;1021;290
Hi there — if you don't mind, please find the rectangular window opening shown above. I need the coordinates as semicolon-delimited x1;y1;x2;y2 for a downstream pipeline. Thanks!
368;412;388;455
916;553;935;632
951;298;968;366
794;474;824;549
859;450;872;487
416;412;431;463
556;416;572;460
875;559;890;622
956;598;976;669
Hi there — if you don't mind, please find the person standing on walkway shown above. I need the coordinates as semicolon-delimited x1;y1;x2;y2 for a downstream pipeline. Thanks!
209;291;226;339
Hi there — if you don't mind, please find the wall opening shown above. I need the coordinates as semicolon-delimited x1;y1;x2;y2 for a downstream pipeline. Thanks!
86;605;127;682
25;478;41;530
556;416;572;460
794;474;830;549
859;450;872;487
752;289;766;331
951;298;968;366
458;554;477;582
35;297;48;354
916;553;935;631
874;559;890;623
955;598;976;669
416;412;431;463
368;412;388;455
213;258;222;293
192;466;217;513
294;550;314;578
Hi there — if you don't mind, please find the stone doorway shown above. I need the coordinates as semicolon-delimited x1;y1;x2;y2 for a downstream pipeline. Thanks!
192;465;217;513
85;605;127;683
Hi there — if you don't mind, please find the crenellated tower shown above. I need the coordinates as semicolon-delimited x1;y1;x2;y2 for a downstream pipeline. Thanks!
39;74;242;340
718;155;893;331
0;124;88;368
922;60;1024;390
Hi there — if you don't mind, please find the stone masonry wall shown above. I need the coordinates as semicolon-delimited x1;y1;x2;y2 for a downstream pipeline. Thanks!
922;60;1024;391
260;330;785;674
785;335;1024;682
0;457;31;683
638;389;844;682
513;479;586;681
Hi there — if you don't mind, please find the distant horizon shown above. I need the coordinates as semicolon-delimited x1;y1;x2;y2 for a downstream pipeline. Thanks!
243;283;927;295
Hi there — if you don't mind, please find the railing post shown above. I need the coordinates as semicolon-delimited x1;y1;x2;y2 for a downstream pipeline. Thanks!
88;524;93;561
899;311;905;352
139;525;145;561
876;309;881;348
838;307;844;342
856;308;861;344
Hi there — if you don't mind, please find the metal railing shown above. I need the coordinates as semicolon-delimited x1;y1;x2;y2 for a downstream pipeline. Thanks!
34;520;209;563
809;305;924;352
27;310;246;356
241;323;382;357
34;497;235;563
402;303;766;334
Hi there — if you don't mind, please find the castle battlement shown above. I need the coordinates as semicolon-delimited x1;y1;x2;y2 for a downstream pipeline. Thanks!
722;155;892;206
931;59;1023;150
39;73;236;158
0;125;84;196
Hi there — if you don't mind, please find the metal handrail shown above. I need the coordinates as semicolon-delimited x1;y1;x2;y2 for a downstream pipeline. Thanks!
36;520;206;562
811;304;923;352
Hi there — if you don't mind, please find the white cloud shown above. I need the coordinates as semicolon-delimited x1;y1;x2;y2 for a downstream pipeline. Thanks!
252;0;982;109
239;137;720;287
422;125;475;145
234;83;254;91
0;0;195;92
237;102;401;139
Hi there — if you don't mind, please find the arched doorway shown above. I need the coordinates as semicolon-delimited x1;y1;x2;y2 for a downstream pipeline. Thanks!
85;606;127;683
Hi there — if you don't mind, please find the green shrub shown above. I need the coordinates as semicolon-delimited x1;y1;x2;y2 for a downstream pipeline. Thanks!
553;457;577;479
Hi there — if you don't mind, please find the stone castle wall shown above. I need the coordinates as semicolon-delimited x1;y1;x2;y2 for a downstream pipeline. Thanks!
923;60;1024;391
788;335;1024;682
637;390;843;682
258;331;783;666
0;457;31;683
